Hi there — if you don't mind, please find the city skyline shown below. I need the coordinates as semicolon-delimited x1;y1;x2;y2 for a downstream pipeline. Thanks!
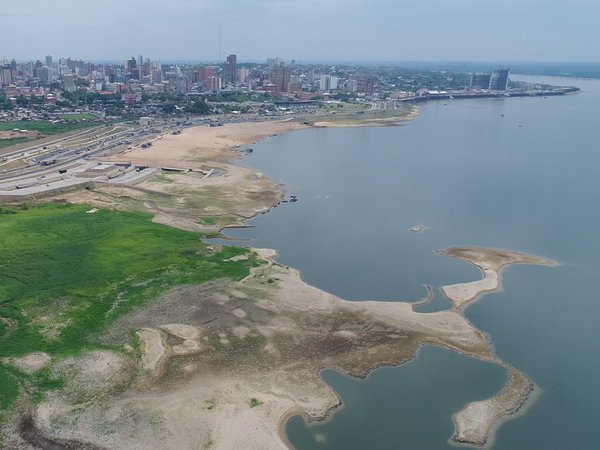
3;0;600;62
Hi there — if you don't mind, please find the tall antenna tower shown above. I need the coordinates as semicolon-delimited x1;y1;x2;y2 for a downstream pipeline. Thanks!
219;27;222;62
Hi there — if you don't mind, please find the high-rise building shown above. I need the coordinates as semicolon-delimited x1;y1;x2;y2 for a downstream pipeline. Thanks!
470;73;491;89
345;79;358;93
223;54;237;85
199;66;214;82
38;67;51;84
33;60;43;77
239;67;249;84
62;75;76;92
204;76;221;91
489;69;509;91
1;66;12;86
45;55;53;66
353;75;375;94
319;75;339;92
126;57;136;73
319;75;330;92
270;64;291;93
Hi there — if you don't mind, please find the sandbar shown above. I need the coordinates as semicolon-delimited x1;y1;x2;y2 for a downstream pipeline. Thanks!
438;246;557;311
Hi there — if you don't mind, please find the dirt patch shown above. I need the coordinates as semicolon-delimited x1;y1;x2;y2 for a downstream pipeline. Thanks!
136;329;165;373
0;130;41;140
160;324;199;340
8;352;51;374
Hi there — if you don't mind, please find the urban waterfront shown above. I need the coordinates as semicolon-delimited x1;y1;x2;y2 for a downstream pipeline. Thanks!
222;75;600;449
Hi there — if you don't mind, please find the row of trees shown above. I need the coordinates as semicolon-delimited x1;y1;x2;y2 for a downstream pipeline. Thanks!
161;100;210;115
0;93;13;110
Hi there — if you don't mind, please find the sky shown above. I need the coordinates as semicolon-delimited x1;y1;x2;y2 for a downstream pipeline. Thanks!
3;0;600;63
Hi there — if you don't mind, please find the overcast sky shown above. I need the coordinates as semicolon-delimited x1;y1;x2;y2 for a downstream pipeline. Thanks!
3;0;600;63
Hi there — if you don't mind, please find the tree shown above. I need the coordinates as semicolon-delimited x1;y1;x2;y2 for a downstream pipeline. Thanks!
185;100;210;115
162;103;177;114
15;95;29;107
0;93;12;110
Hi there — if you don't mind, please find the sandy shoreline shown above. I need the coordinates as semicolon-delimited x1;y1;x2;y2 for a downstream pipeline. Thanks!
4;109;559;450
437;247;557;312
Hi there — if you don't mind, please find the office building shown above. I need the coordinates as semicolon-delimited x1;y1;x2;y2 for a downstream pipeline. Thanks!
270;64;291;93
470;73;491;89
223;54;237;85
1;66;13;86
62;75;76;92
489;69;509;91
38;67;51;84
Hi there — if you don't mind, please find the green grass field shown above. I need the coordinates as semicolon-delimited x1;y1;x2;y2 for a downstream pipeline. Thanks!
55;114;98;121
0;120;101;149
0;203;256;411
0;137;29;149
0;120;99;135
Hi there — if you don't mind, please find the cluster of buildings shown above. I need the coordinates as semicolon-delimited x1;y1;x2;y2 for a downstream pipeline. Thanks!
1;53;378;106
1;52;523;121
469;69;510;91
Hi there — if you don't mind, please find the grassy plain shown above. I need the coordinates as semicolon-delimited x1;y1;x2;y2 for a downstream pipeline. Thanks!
0;120;99;149
55;114;97;121
0;203;257;412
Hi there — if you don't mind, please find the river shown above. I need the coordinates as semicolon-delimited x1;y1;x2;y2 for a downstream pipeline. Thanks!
222;75;600;449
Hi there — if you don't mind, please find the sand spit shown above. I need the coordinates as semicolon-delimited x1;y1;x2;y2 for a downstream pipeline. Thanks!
313;106;420;128
438;247;557;311
453;368;535;447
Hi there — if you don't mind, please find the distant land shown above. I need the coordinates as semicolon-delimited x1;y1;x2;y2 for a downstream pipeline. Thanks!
8;59;600;79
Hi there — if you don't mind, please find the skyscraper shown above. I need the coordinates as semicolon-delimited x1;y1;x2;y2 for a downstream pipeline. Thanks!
489;69;509;91
270;64;291;93
1;66;12;86
38;67;51;84
470;73;491;89
223;54;237;85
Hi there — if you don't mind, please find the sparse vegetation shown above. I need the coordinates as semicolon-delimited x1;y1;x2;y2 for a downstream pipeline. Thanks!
249;397;262;408
0;203;258;413
0;120;100;148
203;430;214;449
0;120;99;135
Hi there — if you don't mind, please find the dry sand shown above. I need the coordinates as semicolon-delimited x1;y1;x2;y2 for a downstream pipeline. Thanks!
111;120;306;169
60;120;310;233
453;368;535;447
438;247;557;311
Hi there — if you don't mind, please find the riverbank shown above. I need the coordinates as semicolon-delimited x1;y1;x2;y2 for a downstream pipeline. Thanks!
1;107;558;450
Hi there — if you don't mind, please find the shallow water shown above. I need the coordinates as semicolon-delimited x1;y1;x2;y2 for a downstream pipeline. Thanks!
223;75;600;449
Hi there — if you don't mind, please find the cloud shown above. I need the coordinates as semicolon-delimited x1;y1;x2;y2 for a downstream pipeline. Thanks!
2;0;599;62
